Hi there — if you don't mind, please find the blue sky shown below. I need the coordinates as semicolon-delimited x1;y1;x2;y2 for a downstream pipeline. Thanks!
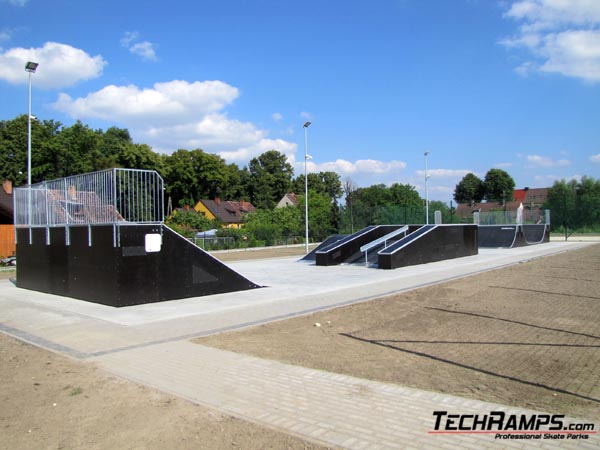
1;0;599;202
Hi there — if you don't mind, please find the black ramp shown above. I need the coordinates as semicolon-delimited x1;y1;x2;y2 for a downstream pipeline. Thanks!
300;234;347;261
478;225;518;248
16;224;260;307
522;224;549;244
378;225;478;270
315;225;402;266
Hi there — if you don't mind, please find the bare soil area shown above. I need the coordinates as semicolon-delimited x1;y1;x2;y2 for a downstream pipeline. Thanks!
211;245;318;262
0;334;328;450
198;244;600;423
0;269;15;280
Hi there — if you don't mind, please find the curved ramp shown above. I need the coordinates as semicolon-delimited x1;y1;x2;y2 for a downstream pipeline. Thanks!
478;225;549;248
523;224;549;245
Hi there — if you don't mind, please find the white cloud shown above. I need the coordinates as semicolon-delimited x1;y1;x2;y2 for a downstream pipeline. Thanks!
590;153;600;163
505;0;600;29
0;42;105;89
219;138;297;163
300;111;312;120
415;169;473;178
303;158;406;176
1;0;29;6
120;31;138;48
53;78;301;164
495;162;513;168
51;78;408;185
129;42;157;61
526;154;571;167
539;30;600;81
0;29;12;43
272;112;283;122
120;31;157;62
502;1;600;82
54;80;239;125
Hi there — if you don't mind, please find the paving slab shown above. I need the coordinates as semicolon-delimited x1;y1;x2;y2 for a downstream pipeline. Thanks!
93;340;599;450
1;241;598;449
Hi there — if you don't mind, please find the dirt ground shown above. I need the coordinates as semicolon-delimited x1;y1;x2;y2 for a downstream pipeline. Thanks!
0;269;15;280
211;245;318;262
198;244;600;423
0;334;329;450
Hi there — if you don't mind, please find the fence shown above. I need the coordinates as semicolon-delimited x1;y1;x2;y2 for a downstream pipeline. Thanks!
13;168;164;246
475;209;550;225
0;225;15;258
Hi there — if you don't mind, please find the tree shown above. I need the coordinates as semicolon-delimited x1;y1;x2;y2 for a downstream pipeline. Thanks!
247;150;294;209
163;149;232;206
116;143;163;172
544;176;600;234
483;169;515;202
454;173;484;204
297;191;338;241
388;183;422;207
293;171;343;203
55;121;104;176
165;209;215;237
342;177;358;233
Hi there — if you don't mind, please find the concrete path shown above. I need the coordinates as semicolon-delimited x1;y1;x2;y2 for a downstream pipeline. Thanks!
1;241;598;449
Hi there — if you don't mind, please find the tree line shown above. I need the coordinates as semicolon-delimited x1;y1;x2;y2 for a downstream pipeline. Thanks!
4;114;596;241
453;169;600;232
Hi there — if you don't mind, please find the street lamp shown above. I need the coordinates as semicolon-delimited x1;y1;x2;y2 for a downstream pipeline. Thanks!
424;151;430;225
303;121;311;254
25;61;38;186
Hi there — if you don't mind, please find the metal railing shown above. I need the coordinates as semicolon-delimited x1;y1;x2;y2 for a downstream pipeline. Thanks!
14;169;164;246
359;225;408;266
474;209;550;225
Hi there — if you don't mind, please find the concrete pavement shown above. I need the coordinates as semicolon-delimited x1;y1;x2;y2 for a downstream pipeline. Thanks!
1;241;598;449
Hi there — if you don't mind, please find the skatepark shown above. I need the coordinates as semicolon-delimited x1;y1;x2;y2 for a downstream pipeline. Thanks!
2;169;598;449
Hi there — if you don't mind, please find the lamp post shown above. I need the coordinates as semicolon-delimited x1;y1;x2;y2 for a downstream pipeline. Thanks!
25;61;38;187
424;151;430;225
25;61;38;233
303;121;311;254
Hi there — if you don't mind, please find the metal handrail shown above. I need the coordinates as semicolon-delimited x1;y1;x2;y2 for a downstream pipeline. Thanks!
360;225;408;253
360;225;408;266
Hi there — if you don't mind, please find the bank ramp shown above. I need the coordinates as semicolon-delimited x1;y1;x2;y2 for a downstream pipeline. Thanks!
378;224;478;269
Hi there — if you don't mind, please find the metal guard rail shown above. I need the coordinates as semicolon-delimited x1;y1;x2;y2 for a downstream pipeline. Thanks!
359;225;409;266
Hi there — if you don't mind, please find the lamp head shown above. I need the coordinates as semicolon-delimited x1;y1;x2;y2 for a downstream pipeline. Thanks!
25;61;39;73
303;121;311;128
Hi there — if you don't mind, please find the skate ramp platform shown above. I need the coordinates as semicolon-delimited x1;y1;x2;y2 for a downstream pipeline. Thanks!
300;234;347;262
16;224;260;307
378;224;478;270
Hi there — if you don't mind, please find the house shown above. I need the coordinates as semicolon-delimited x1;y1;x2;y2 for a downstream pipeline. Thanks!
276;193;298;208
194;197;256;229
0;180;15;258
513;187;548;208
456;187;549;222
